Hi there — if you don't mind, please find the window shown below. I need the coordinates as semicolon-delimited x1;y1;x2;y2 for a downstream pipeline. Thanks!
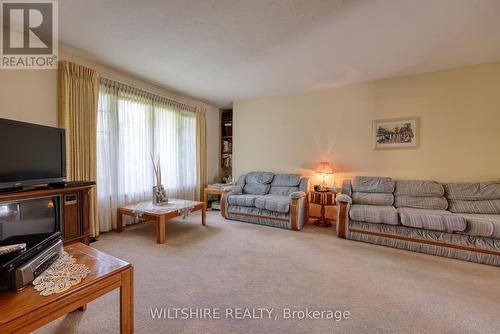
97;80;197;232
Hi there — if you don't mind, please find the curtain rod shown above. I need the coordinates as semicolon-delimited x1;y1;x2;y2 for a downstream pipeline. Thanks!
100;76;197;110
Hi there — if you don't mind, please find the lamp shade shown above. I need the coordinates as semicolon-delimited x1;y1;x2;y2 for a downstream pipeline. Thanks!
315;162;333;174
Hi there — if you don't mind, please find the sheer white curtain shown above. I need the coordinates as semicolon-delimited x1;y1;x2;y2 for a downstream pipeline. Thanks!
154;104;196;200
97;86;118;232
117;92;154;206
97;81;197;232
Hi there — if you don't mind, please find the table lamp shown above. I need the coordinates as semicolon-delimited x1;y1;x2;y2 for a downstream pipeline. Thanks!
315;162;333;190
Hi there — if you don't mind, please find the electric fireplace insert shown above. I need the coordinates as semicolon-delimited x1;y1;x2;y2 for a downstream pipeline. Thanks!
0;195;61;271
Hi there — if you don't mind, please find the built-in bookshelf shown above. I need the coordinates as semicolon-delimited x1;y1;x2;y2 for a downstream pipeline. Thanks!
221;110;233;178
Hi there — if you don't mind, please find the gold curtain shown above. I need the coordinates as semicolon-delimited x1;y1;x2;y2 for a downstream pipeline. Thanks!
58;60;100;237
196;106;207;201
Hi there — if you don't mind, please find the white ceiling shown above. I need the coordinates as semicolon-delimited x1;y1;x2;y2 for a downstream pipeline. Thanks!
59;0;500;108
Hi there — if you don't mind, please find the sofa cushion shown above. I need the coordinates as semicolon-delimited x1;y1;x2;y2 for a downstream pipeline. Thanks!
236;175;246;189
394;180;444;197
352;176;395;193
341;179;352;196
269;186;299;196
444;182;500;201
271;174;301;187
269;174;301;196
243;183;270;195
245;171;274;185
227;194;260;207
397;208;466;233
352;192;394;206
447;199;500;214
394;196;448;210
349;204;398;225
255;195;290;213
458;214;500;239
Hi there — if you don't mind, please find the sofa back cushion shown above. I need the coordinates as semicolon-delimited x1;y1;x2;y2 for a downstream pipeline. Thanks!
394;180;444;197
444;182;500;200
242;171;274;195
352;192;394;206
245;171;274;184
236;175;246;189
341;179;352;196
394;180;448;210
351;177;394;206
444;182;500;214
352;176;394;193
394;196;448;210
269;174;301;196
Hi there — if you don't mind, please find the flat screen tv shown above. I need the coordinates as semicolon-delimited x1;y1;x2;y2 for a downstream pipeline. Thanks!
0;118;66;189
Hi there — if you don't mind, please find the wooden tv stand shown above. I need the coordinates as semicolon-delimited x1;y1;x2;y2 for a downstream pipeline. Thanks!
0;184;95;245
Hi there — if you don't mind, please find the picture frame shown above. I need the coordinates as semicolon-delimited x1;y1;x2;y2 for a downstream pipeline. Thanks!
373;116;420;150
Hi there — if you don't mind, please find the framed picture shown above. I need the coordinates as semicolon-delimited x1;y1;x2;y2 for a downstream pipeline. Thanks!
373;117;419;150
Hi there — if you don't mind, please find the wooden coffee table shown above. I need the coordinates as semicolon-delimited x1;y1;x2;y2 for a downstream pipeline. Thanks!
0;243;133;333
117;199;206;244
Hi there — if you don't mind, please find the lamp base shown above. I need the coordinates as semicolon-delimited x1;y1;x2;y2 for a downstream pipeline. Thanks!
313;219;332;227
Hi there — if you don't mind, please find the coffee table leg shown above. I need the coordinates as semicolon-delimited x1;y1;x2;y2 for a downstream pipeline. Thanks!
156;216;166;244
120;267;134;334
117;209;123;233
202;204;207;226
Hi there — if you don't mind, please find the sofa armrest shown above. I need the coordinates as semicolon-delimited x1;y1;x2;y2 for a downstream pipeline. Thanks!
222;185;242;194
336;194;352;204
290;193;309;231
298;177;309;193
220;186;242;219
336;201;350;238
289;191;306;200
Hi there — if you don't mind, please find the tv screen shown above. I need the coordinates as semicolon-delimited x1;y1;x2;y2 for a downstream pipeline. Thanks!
0;118;66;189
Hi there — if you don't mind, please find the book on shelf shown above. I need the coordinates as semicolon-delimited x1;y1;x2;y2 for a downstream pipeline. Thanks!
221;154;232;168
222;140;232;153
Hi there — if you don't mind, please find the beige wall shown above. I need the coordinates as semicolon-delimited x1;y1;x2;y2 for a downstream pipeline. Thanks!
0;43;220;183
234;62;500;217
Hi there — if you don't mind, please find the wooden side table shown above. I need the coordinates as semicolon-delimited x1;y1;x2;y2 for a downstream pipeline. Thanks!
204;187;224;209
309;191;337;227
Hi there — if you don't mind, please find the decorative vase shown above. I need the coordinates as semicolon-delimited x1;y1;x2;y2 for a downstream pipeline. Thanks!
153;185;168;205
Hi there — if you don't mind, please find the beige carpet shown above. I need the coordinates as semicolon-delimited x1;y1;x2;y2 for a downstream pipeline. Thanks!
36;211;500;334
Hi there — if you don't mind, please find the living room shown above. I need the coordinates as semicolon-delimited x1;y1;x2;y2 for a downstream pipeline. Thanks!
0;1;499;333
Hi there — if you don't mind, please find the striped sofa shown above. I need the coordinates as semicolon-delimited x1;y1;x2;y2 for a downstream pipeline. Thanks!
221;172;309;230
337;176;500;266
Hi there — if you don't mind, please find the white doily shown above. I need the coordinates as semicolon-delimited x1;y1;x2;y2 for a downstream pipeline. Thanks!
33;251;91;296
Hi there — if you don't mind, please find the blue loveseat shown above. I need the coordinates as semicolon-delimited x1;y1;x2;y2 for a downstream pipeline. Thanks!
221;172;309;230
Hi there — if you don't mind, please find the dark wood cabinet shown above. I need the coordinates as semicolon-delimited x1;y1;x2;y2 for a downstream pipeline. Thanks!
0;185;94;245
61;192;82;242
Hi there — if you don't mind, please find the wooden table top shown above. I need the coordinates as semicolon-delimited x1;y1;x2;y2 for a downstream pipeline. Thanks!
118;199;204;217
204;187;224;194
0;242;131;326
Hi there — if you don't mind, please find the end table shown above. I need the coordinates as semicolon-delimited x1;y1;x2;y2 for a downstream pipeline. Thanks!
309;190;337;227
204;187;224;210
